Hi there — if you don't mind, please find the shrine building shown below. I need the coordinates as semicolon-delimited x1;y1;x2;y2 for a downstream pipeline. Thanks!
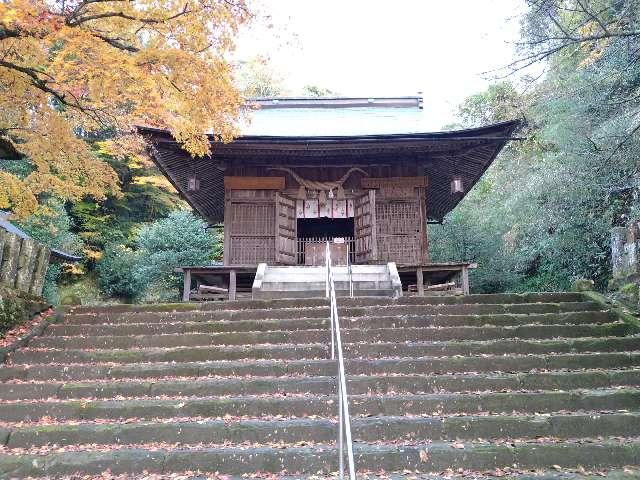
139;96;519;300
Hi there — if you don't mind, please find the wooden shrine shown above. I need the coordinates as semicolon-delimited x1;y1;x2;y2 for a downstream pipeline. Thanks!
140;97;519;298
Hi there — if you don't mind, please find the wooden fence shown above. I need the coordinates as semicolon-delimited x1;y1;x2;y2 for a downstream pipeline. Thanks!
0;227;50;296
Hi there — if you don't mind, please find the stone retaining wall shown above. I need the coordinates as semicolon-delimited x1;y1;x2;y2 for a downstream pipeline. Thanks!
0;226;50;296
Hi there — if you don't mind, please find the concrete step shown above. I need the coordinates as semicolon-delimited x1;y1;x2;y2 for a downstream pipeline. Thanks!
29;323;630;349
4;412;640;448
11;336;640;364
60;301;605;324
253;288;396;299
3;369;640;401
262;272;390;282
255;264;397;299
3;351;638;382
1;388;638;422
1;438;639;477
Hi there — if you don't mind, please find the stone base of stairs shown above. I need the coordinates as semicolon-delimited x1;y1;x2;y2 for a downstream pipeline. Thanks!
252;263;403;299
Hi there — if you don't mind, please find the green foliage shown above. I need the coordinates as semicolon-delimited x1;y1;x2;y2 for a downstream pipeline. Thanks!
432;0;640;293
134;211;216;302
236;57;285;97
42;264;62;306
15;199;83;305
96;245;141;299
58;274;107;306
96;210;217;302
302;85;336;97
69;147;183;255
17;199;83;254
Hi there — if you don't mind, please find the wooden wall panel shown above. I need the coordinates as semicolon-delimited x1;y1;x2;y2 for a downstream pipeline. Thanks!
375;199;422;265
224;190;276;266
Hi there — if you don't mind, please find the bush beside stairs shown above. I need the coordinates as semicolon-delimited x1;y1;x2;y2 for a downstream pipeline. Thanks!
0;293;640;478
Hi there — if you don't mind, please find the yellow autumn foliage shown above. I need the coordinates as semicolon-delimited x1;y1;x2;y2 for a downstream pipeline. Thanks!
0;0;250;216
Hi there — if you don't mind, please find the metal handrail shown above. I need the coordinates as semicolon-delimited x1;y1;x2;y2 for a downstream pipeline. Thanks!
347;241;354;298
325;242;356;480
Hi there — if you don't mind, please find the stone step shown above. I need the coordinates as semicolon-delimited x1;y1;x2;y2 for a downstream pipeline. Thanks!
4;369;640;401
262;272;390;282
29;323;630;349
10;336;640;364
1;438;639;477
15;472;638;480
61;301;604;324
1;388;638;422
44;311;618;336
64;292;588;315
3;351;638;382
4;412;640;448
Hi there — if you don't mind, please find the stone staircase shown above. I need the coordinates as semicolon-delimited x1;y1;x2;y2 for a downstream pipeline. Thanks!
0;293;640;478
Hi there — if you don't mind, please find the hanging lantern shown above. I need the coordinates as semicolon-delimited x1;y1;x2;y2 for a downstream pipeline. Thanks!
328;189;335;199
450;176;464;194
318;190;327;205
336;185;346;200
187;176;200;192
296;185;307;200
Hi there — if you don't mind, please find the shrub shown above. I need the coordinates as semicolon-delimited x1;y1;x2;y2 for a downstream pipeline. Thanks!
134;211;215;301
97;244;141;299
96;210;217;302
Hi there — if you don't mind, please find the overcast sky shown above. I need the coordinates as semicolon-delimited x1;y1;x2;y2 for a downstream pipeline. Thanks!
236;0;526;129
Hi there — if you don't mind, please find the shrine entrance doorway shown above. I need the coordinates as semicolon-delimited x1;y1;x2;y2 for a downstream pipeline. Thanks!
296;217;354;266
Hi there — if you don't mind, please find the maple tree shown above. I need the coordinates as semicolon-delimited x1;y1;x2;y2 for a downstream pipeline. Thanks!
0;0;250;217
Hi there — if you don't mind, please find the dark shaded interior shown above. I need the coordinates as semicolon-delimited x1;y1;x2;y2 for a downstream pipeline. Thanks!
297;217;354;239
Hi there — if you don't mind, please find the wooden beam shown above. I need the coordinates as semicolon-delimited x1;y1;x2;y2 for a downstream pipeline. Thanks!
416;267;424;297
224;176;285;190
229;269;237;301
461;267;470;295
361;176;427;189
182;268;192;302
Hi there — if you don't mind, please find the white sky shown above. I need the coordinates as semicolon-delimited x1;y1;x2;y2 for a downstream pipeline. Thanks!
236;0;526;129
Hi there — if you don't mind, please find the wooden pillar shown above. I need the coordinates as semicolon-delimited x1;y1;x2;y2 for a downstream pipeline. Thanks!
182;269;192;302
461;266;470;295
229;269;237;301
416;267;424;296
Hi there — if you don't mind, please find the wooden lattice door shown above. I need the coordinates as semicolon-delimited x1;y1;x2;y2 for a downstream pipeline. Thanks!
224;190;277;266
275;193;297;265
354;190;378;263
